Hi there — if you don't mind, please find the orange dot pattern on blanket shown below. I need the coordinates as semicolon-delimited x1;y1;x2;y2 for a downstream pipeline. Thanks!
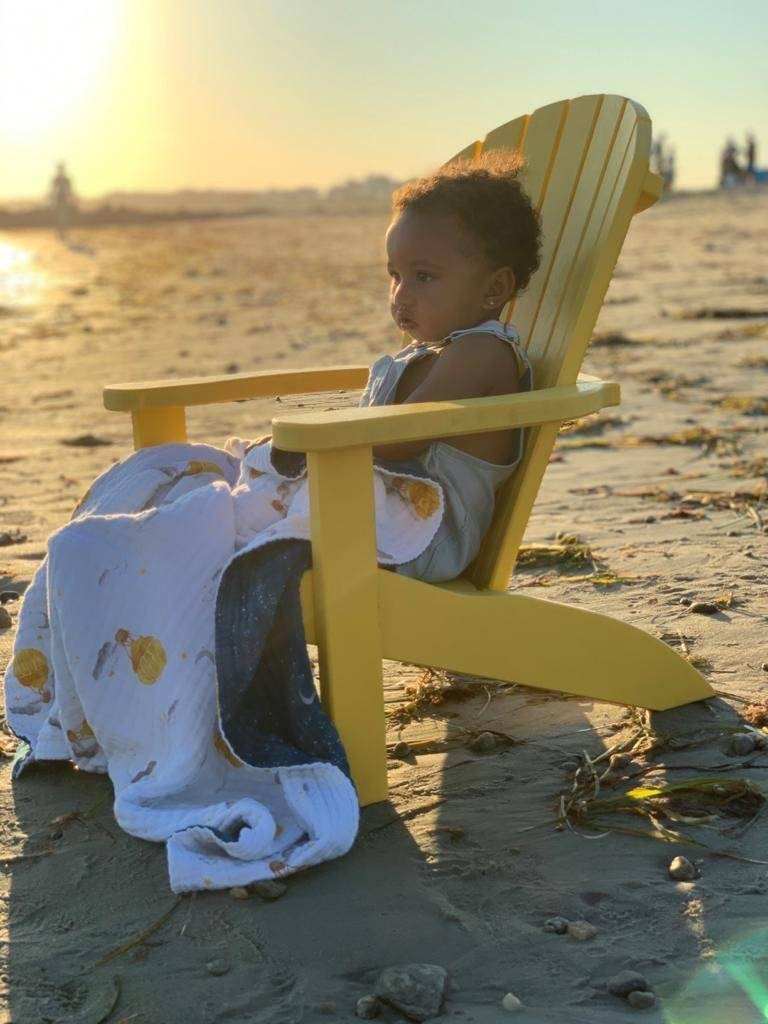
391;477;440;519
114;629;167;684
184;460;227;478
213;729;244;768
11;648;49;690
66;720;95;744
66;719;99;759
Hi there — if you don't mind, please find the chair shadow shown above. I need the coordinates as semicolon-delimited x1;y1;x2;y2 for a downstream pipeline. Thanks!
364;680;767;1023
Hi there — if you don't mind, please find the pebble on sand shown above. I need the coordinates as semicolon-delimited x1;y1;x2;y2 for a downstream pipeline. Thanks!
470;731;496;753
205;959;230;976
544;916;570;934
501;992;524;1012
0;591;20;604
668;855;697;881
0;530;27;547
609;753;632;770
566;921;598;941
729;732;757;756
250;879;287;900
374;964;448;1022
355;995;382;1019
689;601;719;615
627;990;657;1009
0;607;12;629
607;971;650;997
391;741;411;759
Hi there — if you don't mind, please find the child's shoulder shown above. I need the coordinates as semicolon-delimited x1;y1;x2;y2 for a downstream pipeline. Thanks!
419;329;520;399
443;325;522;374
458;320;529;381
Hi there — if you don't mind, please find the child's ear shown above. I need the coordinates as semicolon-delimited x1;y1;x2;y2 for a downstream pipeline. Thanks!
485;266;516;306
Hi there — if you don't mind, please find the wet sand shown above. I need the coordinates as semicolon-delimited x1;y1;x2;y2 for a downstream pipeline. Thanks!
1;189;768;1022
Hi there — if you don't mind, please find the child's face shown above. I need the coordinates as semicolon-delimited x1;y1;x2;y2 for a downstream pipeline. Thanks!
386;209;500;345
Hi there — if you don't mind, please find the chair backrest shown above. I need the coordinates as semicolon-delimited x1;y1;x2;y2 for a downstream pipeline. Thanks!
454;94;654;590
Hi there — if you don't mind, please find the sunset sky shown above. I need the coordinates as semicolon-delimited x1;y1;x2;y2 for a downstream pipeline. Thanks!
0;0;765;201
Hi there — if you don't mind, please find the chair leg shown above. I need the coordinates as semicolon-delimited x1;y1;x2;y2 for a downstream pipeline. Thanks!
307;448;388;807
378;572;714;711
131;406;187;448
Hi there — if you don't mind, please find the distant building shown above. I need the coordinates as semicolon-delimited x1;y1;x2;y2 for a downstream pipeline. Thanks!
326;175;401;212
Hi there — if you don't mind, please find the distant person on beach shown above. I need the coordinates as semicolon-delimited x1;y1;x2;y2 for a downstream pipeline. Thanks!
663;148;676;191
720;138;742;188
49;161;77;236
746;132;757;180
651;134;675;193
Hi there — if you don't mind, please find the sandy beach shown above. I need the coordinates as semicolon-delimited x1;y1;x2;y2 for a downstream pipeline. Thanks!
1;188;768;1023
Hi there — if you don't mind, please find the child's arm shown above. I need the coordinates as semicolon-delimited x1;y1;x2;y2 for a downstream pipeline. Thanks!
373;334;520;461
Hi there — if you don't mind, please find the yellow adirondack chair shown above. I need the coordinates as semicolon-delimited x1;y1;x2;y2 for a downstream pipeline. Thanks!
103;94;714;807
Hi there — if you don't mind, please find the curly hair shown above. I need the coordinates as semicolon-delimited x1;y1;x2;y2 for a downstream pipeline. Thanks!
391;150;542;294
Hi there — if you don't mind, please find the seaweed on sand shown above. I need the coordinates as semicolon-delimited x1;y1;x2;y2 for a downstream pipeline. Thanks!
559;413;625;436
744;702;768;728
619;425;742;455
559;747;767;854
517;533;595;569
387;668;497;726
669;307;768;320
517;534;640;588
614;481;767;526
557;413;625;450
566;776;765;843
729;455;768;478
719;323;768;341
557;436;614;450
633;370;710;398
718;395;768;416
589;331;641;348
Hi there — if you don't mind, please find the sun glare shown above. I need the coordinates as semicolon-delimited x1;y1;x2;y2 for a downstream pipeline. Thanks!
0;0;124;143
0;240;46;305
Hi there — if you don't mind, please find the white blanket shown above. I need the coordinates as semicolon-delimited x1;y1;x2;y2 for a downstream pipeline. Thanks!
4;441;443;892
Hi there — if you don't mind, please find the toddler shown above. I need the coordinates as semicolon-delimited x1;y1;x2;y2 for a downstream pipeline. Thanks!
362;151;542;581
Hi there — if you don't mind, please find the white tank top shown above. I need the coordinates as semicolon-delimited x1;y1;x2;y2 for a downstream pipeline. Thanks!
359;320;533;583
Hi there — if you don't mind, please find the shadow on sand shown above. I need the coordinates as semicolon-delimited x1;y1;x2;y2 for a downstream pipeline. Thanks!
5;672;768;1023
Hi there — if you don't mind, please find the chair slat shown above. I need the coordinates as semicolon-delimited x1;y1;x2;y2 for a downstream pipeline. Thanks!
482;112;529;156
448;139;483;164
533;95;630;384
465;95;653;590
509;95;607;361
554;103;651;385
507;99;569;210
486;101;567;327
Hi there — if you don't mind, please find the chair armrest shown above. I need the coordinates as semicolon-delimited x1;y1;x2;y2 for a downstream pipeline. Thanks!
635;169;664;213
103;365;370;412
272;377;620;452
